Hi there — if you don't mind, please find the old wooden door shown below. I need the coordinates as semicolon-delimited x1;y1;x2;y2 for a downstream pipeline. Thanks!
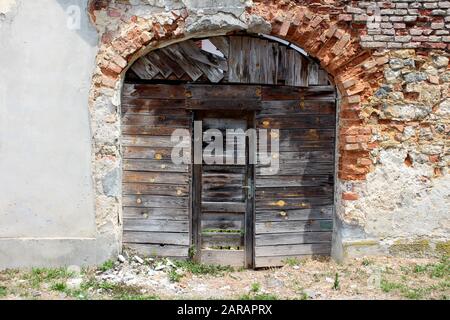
192;109;256;268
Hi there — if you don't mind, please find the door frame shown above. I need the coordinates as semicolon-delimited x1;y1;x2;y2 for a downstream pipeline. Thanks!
190;105;258;269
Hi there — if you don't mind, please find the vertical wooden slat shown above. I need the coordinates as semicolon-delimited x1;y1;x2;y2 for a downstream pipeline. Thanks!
228;36;243;83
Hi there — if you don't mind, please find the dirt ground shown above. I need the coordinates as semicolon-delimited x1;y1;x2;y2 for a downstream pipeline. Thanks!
0;255;448;300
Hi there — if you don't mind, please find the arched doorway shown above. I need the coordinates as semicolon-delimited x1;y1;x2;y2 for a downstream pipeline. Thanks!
121;34;337;268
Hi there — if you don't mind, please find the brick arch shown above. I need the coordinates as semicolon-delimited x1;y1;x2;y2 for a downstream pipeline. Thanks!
88;0;387;253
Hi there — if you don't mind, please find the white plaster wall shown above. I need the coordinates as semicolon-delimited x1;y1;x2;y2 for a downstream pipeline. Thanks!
0;0;101;267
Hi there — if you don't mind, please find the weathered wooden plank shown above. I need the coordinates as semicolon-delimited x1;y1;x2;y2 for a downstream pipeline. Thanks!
123;195;189;209
255;186;333;199
122;126;187;136
123;231;190;246
255;243;332;257
202;202;247;213
268;150;334;163
187;99;261;111
187;84;261;100
257;115;334;129
256;175;332;188
259;100;336;115
256;206;333;222
201;216;243;231
228;36;243;83
130;57;159;80
121;98;186;110
123;207;188;220
256;197;334;210
255;232;332;246
261;85;336;101
209;36;230;58
122;84;186;99
145;52;174;79
124;219;189;233
277;45;287;82
308;62;320;86
154;50;186;78
256;220;333;234
123;147;175;160
123;171;189;184
257;162;334;176
178;40;228;70
202;232;244;247
123;159;189;173
126;243;189;258
162;45;204;81
121;105;187;116
200;249;244;267
122;115;190;127
123;183;189;196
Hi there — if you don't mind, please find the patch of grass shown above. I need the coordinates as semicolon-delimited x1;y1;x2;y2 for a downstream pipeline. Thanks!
332;273;340;291
380;279;405;293
403;256;449;278
99;260;115;272
0;286;7;297
283;257;301;267
168;269;183;283
26;268;73;288
118;294;160;300
173;260;233;276
239;293;279;300
250;282;261;293
50;282;68;292
362;258;373;266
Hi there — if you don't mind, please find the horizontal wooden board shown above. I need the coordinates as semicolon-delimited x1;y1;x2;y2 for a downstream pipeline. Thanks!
123;183;189;196
256;206;333;222
200;249;244;267
256;175;332;188
255;232;332;246
121;98;186;110
123;195;188;209
124;219;189;233
123;147;176;160
202;232;244;247
262;86;335;101
256;197;333;210
125;243;189;258
121;105;188;116
187;99;261;111
201;213;244;231
256;220;333;234
187;84;262;100
123;84;186;99
122;115;190;127
122;126;187;136
257;115;335;129
255;243;332;257
202;202;247;213
257;162;334;176
123;171;189;184
123;231;190;246
259;100;335;116
255;186;333;199
123;159;189;173
123;207;188;220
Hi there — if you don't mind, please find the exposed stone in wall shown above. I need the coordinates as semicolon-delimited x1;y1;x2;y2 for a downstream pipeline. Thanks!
86;0;449;259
